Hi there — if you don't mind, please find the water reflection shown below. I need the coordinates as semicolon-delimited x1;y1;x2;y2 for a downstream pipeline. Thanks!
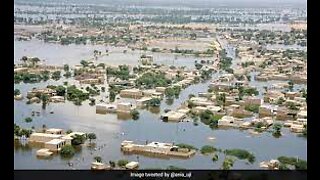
117;112;132;120
148;107;161;114
14;139;32;152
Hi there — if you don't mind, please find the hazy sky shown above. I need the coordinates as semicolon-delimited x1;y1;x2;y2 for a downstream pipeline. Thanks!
16;0;307;8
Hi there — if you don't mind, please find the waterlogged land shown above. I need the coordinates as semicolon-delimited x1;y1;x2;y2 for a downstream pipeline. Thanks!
14;0;307;170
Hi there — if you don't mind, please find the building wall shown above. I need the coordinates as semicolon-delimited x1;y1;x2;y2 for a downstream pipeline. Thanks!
29;134;63;143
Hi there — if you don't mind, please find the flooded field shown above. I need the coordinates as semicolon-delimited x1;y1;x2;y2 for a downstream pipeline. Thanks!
14;39;212;69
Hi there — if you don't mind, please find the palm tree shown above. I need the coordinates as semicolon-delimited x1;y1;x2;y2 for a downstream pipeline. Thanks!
217;93;226;110
41;94;49;109
20;56;28;64
30;57;41;67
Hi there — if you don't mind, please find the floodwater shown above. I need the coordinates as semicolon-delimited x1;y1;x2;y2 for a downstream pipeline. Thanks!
14;38;213;70
14;39;307;170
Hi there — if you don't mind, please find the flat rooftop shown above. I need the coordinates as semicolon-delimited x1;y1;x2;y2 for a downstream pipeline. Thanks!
45;139;65;145
31;133;63;138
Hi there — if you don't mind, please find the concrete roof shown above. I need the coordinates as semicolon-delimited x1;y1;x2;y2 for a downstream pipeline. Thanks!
45;139;65;145
46;128;63;133
147;142;173;148
31;133;63;138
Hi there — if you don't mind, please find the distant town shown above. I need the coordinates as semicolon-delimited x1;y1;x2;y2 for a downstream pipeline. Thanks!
14;0;307;170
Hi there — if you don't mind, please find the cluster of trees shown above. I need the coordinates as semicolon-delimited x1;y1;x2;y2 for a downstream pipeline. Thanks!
108;85;124;102
175;143;198;150
60;132;97;157
238;86;259;98
224;149;255;164
66;85;90;105
200;110;223;129
146;98;161;107
14;124;33;138
47;85;66;96
277;156;307;170
218;49;233;72
130;109;140;120
14;89;21;96
14;72;43;84
135;72;171;89
200;145;217;155
222;157;235;170
85;85;100;96
272;123;282;138
164;86;181;99
106;65;131;80
200;69;213;80
51;71;61;80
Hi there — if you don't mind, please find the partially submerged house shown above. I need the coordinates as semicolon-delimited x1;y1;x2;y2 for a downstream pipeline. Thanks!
259;104;276;117
117;102;135;113
189;97;215;107
155;87;166;93
218;116;243;127
121;141;196;158
136;97;153;107
120;89;143;99
96;103;117;113
125;161;139;170
49;96;65;103
161;111;186;122
29;133;64;143
45;128;64;135
44;139;67;152
36;148;53;157
27;88;57;98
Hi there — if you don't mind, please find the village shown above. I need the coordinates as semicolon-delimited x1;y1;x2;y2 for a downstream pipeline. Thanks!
14;0;307;171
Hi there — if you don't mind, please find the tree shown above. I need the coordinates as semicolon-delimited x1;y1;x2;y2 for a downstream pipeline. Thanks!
64;64;70;72
64;71;72;78
200;145;216;154
165;87;175;99
216;93;226;109
222;157;235;170
41;94;49;109
60;145;75;157
212;154;219;162
66;129;73;134
14;89;21;96
42;124;47;129
273;123;282;137
94;156;102;163
30;57;41;67
302;124;307;137
55;85;66;96
195;63;203;70
20;129;33;138
147;98;161;107
131;109;140;120
109;161;116;168
87;133;97;142
71;134;86;145
51;71;61;80
25;117;33;123
14;123;21;136
20;56;28;64
80;60;89;67
109;91;116;102
117;159;129;167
